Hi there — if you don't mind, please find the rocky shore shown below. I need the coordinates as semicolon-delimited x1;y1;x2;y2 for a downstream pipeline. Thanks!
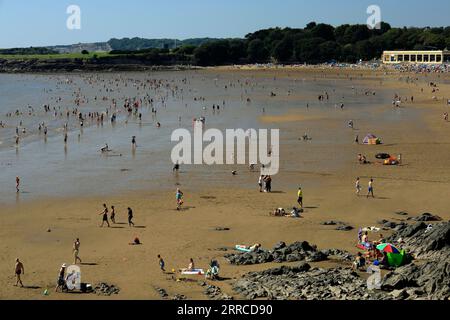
225;241;353;266
0;58;198;73
230;222;449;300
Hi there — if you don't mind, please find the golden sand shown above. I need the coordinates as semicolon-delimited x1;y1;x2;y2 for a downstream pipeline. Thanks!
1;68;449;300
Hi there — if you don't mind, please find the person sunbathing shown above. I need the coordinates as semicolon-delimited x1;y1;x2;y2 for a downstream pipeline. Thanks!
249;244;262;252
270;208;286;216
129;237;141;245
290;207;302;218
358;154;369;164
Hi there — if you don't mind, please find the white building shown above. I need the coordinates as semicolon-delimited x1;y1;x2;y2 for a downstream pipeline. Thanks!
382;50;450;64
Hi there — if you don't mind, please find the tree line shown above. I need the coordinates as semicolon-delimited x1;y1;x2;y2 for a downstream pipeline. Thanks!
191;22;450;66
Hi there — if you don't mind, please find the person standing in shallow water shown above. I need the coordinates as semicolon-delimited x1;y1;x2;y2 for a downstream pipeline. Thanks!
176;189;184;210
16;177;20;193
99;204;110;227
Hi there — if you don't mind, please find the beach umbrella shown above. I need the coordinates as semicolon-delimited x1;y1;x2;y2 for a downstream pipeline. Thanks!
376;243;400;254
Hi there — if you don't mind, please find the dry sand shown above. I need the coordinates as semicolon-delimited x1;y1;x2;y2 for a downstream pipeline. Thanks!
1;67;449;300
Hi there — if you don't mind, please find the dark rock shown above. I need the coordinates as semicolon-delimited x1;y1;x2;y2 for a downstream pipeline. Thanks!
321;221;343;226
94;283;120;296
225;241;320;266
306;251;328;262
204;284;233;300
321;249;354;261
214;227;230;231
387;222;449;260
413;213;442;222
336;225;354;231
384;221;398;229
382;260;450;300
233;266;385;300
273;241;286;251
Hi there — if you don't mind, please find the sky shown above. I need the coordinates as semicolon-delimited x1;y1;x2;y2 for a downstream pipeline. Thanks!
0;0;450;48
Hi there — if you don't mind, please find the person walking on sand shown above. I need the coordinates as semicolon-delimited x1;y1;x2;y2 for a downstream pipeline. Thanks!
16;176;20;193
110;206;116;224
158;255;166;272
73;238;82;265
55;264;67;292
176;188;184;211
99;204;110;227
14;258;25;287
297;187;303;208
367;179;375;198
356;177;361;196
258;175;264;192
127;207;135;227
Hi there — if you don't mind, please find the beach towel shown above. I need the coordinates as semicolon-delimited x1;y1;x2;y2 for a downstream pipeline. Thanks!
362;226;381;232
235;245;252;253
181;269;205;275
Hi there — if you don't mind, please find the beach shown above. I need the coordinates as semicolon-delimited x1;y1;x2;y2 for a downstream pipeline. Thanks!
0;67;449;300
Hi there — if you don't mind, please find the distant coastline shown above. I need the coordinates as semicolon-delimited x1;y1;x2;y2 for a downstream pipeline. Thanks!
0;57;200;73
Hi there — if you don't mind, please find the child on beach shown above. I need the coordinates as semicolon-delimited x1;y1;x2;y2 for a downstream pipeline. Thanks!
356;177;361;195
176;189;184;210
99;204;110;227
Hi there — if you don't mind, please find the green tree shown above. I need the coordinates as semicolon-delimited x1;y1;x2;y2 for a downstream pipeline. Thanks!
272;37;294;62
247;39;270;62
311;24;335;41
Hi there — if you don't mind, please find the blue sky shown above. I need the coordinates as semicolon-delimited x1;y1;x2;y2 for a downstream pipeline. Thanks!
0;0;449;48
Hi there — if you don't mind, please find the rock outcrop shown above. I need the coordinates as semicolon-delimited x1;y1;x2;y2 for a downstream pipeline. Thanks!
231;222;450;300
224;241;332;265
232;263;389;300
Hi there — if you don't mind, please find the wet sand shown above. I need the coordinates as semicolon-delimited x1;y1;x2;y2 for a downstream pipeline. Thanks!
0;67;449;300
